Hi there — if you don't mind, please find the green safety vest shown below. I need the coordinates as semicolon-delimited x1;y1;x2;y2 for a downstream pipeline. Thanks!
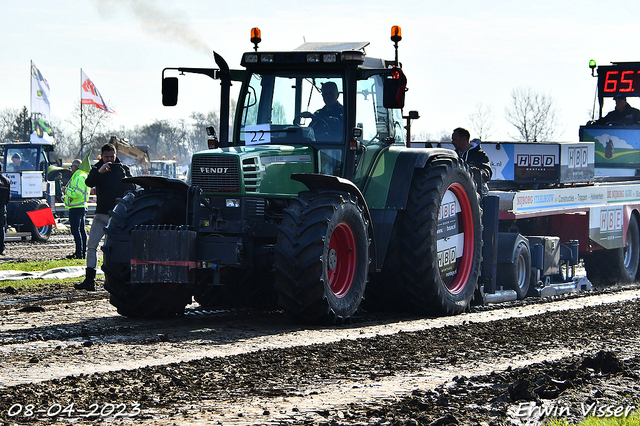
64;169;89;209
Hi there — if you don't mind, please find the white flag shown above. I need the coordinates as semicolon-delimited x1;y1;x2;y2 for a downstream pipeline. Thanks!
31;61;51;117
81;70;116;114
30;61;54;142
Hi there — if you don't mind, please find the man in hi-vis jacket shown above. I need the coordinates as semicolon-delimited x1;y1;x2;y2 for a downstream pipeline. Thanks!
65;158;89;260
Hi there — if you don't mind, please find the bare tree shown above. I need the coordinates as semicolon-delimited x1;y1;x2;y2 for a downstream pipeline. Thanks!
1;106;32;142
468;103;495;141
505;87;560;142
437;129;452;142
190;110;220;154
0;107;21;141
64;101;115;157
411;131;433;142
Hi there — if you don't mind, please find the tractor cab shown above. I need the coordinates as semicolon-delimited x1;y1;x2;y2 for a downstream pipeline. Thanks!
0;141;53;193
2;143;50;173
235;38;407;182
162;27;409;187
0;140;55;241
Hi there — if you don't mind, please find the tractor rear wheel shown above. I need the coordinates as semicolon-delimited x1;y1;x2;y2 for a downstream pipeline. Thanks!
402;158;483;315
102;188;191;318
274;191;369;324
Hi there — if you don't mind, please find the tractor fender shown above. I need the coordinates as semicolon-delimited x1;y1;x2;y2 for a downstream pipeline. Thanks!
383;147;459;211
291;173;377;273
361;148;458;271
123;176;190;195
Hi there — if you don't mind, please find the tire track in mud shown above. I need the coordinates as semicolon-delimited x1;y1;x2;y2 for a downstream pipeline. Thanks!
1;289;639;388
0;289;639;425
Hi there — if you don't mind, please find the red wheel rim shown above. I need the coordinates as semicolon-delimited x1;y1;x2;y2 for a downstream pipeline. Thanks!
327;223;357;297
439;183;475;294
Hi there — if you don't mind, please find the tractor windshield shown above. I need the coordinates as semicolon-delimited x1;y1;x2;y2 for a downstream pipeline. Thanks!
4;146;40;172
239;73;344;146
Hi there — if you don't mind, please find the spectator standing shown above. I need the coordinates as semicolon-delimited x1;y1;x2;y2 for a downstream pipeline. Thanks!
65;159;89;259
54;172;64;204
75;140;133;291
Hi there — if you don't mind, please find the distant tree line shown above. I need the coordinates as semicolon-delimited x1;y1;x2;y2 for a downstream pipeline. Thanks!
2;87;560;164
412;87;561;143
0;101;233;166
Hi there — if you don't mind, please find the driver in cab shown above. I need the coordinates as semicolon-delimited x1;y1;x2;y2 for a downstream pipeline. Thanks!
299;81;344;141
9;153;35;172
593;94;640;126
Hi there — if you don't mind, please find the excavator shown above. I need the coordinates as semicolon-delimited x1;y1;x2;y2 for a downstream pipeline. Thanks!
111;137;151;176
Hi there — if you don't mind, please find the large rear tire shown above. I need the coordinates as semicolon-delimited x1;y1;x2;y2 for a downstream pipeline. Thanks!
402;158;483;316
584;214;640;286
274;191;369;324
102;188;192;318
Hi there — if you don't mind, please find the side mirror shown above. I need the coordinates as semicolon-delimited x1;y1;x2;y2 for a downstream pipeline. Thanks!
383;74;406;109
162;77;179;106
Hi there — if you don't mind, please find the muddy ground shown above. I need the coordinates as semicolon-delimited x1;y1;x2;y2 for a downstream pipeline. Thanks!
0;230;639;425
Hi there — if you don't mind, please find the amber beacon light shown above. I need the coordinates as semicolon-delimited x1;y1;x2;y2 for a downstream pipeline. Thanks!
391;25;402;42
251;27;262;51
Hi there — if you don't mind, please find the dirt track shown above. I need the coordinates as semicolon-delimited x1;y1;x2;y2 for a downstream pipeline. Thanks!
1;232;639;425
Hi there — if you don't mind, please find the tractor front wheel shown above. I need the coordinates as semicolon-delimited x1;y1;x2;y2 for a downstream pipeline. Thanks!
275;191;369;324
102;188;191;318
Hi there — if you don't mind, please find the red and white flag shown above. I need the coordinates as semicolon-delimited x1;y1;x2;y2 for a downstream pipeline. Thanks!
81;70;116;114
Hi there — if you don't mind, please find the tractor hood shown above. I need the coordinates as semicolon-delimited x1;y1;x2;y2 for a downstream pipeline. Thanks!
190;145;316;197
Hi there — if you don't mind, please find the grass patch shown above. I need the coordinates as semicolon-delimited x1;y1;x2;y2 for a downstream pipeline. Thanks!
0;259;102;292
0;259;87;272
0;278;80;292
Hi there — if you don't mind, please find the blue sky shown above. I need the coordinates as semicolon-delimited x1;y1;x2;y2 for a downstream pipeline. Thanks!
1;0;639;142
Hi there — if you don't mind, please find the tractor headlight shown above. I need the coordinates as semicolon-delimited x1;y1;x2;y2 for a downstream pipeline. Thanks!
226;199;240;208
323;53;337;63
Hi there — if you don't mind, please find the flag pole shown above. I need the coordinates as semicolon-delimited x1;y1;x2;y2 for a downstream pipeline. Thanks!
80;68;83;156
29;61;32;114
29;60;33;141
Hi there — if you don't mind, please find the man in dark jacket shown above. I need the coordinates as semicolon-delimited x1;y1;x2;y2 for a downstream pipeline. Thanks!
0;164;11;256
595;95;640;125
451;127;492;195
75;140;133;291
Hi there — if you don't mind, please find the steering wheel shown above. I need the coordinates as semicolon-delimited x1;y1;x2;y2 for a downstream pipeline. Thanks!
309;115;331;137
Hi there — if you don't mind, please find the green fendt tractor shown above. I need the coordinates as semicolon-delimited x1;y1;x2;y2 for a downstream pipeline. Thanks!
102;27;483;323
